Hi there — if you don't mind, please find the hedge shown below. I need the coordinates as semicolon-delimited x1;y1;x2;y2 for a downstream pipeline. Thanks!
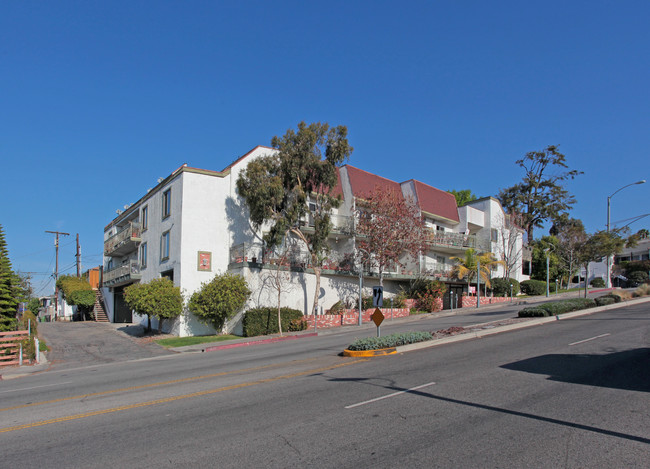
520;279;547;296
242;307;306;337
517;307;550;317
518;298;596;317
491;278;520;297
595;297;616;306
347;331;433;351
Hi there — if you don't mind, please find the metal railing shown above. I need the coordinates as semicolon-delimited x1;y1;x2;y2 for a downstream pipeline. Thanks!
425;229;476;249
103;260;141;284
104;222;141;255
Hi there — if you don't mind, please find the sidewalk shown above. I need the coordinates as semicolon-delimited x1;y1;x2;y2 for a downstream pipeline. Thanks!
1;289;640;379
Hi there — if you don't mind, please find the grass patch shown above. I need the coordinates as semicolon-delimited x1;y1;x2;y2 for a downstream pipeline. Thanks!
38;340;49;352
155;334;240;348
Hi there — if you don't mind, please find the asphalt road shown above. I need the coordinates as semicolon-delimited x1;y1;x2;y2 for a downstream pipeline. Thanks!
1;301;648;468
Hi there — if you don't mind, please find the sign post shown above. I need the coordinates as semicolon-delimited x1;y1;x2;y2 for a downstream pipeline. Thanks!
371;308;384;337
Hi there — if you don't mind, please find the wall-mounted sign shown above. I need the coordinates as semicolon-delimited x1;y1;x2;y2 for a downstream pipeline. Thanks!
197;251;212;271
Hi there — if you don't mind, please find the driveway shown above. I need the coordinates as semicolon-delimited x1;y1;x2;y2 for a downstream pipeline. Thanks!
38;322;173;370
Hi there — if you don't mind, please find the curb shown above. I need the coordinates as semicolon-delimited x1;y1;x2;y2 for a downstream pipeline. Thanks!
203;332;318;352
353;296;650;356
343;348;397;357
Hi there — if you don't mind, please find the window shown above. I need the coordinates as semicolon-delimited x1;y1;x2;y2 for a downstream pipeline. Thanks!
436;225;445;232
141;206;148;231
140;242;147;268
162;189;171;219
491;228;499;242
161;231;170;261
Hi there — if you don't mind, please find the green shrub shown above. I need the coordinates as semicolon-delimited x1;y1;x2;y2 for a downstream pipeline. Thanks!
491;278;520;297
595;297;616;306
519;298;597;317
628;271;649;285
347;331;432;351
328;300;345;314
518;307;550;317
590;278;605;288
20;310;38;336
125;278;184;332
599;293;622;303
520;279;547;296
243;307;305;337
188;273;250;331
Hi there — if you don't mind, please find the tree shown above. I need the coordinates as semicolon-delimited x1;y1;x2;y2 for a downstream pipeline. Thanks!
495;211;525;280
261;237;296;336
355;185;427;286
0;225;18;331
551;216;587;288
530;236;561;282
188;272;251;332
577;231;625;297
498;145;583;241
450;249;504;292
237;121;353;315
124;278;183;332
448;189;477;207
56;275;96;319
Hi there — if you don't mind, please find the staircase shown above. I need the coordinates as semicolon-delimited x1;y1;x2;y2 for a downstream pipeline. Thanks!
93;289;109;322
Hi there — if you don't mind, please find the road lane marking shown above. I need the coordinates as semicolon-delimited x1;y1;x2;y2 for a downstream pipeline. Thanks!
569;333;610;346
0;356;325;413
345;382;436;409
0;382;73;394
0;359;368;433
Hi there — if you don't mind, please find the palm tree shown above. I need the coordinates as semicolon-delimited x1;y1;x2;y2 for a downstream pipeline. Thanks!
450;248;504;292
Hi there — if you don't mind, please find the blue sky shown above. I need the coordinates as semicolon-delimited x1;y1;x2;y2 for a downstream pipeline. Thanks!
2;1;649;297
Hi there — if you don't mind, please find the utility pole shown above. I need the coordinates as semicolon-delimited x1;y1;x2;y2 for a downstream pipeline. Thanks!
76;233;81;277
46;230;70;314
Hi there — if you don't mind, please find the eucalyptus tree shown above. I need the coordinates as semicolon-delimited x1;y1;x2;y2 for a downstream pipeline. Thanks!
236;122;353;315
498;145;582;241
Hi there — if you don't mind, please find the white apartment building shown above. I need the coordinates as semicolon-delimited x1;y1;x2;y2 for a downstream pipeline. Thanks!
101;147;528;336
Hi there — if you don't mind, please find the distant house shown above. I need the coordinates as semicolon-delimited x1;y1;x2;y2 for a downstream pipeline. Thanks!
101;146;528;336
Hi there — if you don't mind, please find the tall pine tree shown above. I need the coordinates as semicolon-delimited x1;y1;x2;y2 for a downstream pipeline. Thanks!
0;225;18;330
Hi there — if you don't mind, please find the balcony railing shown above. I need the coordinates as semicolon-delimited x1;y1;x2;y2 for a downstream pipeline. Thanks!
299;213;354;235
104;222;142;257
425;229;476;250
103;260;142;287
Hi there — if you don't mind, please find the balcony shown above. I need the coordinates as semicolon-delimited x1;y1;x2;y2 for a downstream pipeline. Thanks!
103;260;142;287
104;222;142;257
299;213;353;236
425;229;476;254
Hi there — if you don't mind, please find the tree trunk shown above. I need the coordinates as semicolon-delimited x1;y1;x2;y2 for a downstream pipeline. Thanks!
147;315;151;332
157;317;163;334
312;266;321;316
277;289;283;336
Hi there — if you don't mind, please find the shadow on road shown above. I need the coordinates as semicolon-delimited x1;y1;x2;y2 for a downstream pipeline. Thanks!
500;348;650;393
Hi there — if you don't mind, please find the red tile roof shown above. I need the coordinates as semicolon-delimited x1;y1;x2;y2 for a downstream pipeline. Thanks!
342;165;402;200
409;180;459;222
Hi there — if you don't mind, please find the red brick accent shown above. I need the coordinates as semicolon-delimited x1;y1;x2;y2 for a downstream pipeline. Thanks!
303;308;410;329
460;296;514;307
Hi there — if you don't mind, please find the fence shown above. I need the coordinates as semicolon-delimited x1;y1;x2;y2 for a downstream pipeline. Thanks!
0;330;30;367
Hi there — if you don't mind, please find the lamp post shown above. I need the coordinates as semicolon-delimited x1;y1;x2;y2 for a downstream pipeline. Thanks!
606;180;646;288
545;248;550;297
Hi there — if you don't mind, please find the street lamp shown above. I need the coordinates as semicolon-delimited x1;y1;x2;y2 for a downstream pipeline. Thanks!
606;180;646;287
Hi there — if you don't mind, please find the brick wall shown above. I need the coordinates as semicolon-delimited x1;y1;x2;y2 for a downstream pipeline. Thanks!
460;296;514;307
303;308;410;329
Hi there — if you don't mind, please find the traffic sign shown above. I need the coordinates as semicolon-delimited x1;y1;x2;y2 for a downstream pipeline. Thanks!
372;286;383;307
371;308;384;327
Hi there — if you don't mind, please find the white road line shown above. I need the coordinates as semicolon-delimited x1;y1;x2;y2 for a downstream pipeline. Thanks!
0;382;73;394
569;333;611;346
345;382;436;409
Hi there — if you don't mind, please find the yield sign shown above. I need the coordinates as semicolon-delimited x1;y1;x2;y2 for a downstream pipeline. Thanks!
371;308;384;327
